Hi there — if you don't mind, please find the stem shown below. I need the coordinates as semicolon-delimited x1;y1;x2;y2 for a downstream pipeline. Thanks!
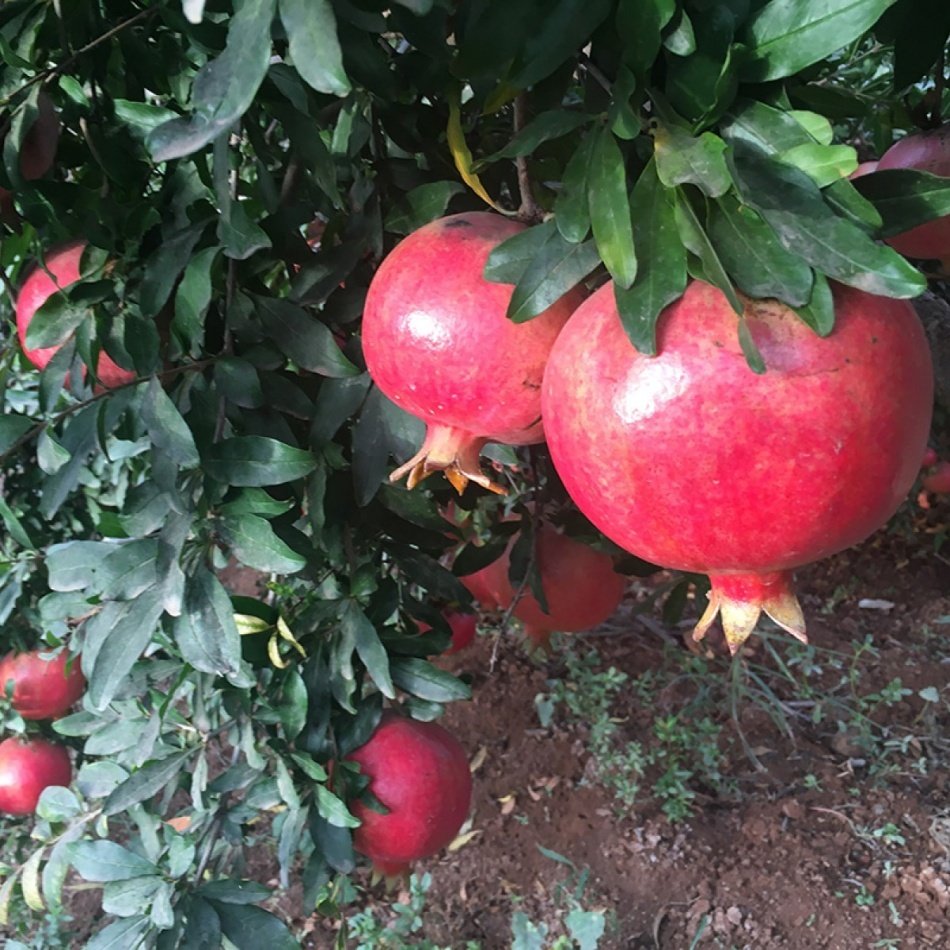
513;94;541;224
932;49;946;125
577;51;612;94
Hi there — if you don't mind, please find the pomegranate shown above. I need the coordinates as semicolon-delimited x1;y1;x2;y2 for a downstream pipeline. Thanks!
479;523;625;647
877;125;950;268
16;241;135;388
417;609;478;654
850;160;878;179
922;459;950;494
0;649;85;720
542;279;933;652
362;213;584;494
460;564;503;610
346;712;472;876
0;737;72;816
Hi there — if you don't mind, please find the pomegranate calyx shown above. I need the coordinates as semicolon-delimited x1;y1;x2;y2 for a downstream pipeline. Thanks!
369;859;411;887
390;424;503;495
693;572;807;655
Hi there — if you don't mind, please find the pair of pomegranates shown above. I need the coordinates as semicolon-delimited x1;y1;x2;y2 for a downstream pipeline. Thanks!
363;198;934;653
0;650;84;815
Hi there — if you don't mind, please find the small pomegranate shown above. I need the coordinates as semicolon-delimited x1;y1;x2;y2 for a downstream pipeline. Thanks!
417;609;478;654
0;737;72;816
16;241;135;388
480;524;625;647
0;91;61;220
877;125;950;269
0;650;85;720
542;279;932;652
346;712;472;876
362;213;584;494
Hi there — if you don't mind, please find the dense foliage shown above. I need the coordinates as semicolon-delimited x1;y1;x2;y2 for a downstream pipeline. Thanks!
0;0;948;946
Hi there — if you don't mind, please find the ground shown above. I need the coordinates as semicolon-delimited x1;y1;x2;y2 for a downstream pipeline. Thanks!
303;497;950;950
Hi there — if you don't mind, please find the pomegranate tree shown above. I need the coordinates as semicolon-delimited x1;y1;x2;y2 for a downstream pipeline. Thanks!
877;124;950;269
542;279;933;652
362;212;583;494
16;241;135;388
0;737;72;816
0;650;86;721
479;524;625;647
345;712;471;876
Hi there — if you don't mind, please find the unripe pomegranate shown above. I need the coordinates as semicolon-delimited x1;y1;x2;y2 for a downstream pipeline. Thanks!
480;524;625;647
417;609;478;654
877;125;950;268
0;737;72;816
346;713;472;876
16;241;135;388
542;280;933;653
362;213;584;494
0;650;85;720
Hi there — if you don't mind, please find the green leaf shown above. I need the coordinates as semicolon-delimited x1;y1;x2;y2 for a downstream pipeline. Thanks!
653;124;732;197
483;222;556;285
476;110;590;167
663;8;696;55
389;657;471;702
139;221;209;319
148;0;279;161
279;0;350;97
69;841;159;882
618;0;677;73
209;901;301;950
315;784;360;828
823;178;883;232
721;99;814;156
614;159;686;355
219;203;272;261
588;128;637;289
788;110;833;145
507;231;599;323
173;568;245;678
197;880;273;905
708;194;814;306
255;297;358;377
729;146;926;298
205;436;317;487
566;908;607;950
173;246;218;357
24;292;90;350
778;143;857;188
85;917;150;950
794;271;835;337
392;0;434;12
37;428;70;475
741;0;899;82
102;876;163;918
341;601;395;699
737;318;766;374
0;414;33;454
384;182;465;234
310;374;371;444
851;168;950;237
555;132;595;244
220;513;306;574
141;377;199;467
277;670;308;740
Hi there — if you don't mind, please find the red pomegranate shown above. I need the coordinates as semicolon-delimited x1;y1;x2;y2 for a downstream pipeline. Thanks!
0;737;72;816
417;609;478;654
479;523;625;647
346;712;472;876
922;459;950;494
850;160;878;179
16;241;135;388
877;125;950;267
362;213;584;494
460;564;503;610
542;279;933;652
0;650;85;720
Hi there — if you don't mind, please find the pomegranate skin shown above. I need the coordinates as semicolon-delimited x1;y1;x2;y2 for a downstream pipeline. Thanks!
0;737;72;816
542;279;933;651
418;610;478;654
0;650;85;720
346;713;472;876
483;524;625;647
362;212;584;494
16;241;134;388
922;460;950;494
877;125;950;266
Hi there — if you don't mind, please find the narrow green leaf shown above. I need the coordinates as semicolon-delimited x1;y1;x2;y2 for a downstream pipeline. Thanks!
103;750;194;817
555;133;595;244
794;271;835;337
209;901;300;950
69;841;159;882
588;128;637;289
778;143;857;188
142;377;199;467
476;110;590;167
384;182;465;235
484;221;556;285
279;0;350;97
341;601;395;699
173;568;245;677
851;168;950;237
389;657;471;702
653;124;732;197
315;784;360;828
205;436;317;487
737;319;766;374
220;513;306;574
824;178;883;232
618;0;676;73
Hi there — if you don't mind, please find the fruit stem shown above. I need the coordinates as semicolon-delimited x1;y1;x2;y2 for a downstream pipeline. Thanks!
390;424;504;495
693;571;807;655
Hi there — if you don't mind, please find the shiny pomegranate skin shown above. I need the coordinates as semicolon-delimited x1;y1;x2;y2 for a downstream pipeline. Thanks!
481;524;625;647
346;713;471;876
362;212;583;494
877;125;950;265
16;241;135;388
0;737;72;816
418;609;478;654
0;650;85;720
542;279;933;651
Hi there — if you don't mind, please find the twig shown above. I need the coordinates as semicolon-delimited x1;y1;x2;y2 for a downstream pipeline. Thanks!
577;50;612;94
634;614;681;648
513;94;541;224
933;48;946;126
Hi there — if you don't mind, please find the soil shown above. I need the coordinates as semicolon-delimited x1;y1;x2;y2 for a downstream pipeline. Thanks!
302;498;950;950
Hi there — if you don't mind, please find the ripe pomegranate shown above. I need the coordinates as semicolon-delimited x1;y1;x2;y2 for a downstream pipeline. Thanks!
362;213;584;494
0;737;72;816
922;459;950;494
460;564;503;610
479;524;625;647
346;712;472;876
16;241;135;388
877;125;950;268
542;279;933;652
417;609;478;654
0;650;85;720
